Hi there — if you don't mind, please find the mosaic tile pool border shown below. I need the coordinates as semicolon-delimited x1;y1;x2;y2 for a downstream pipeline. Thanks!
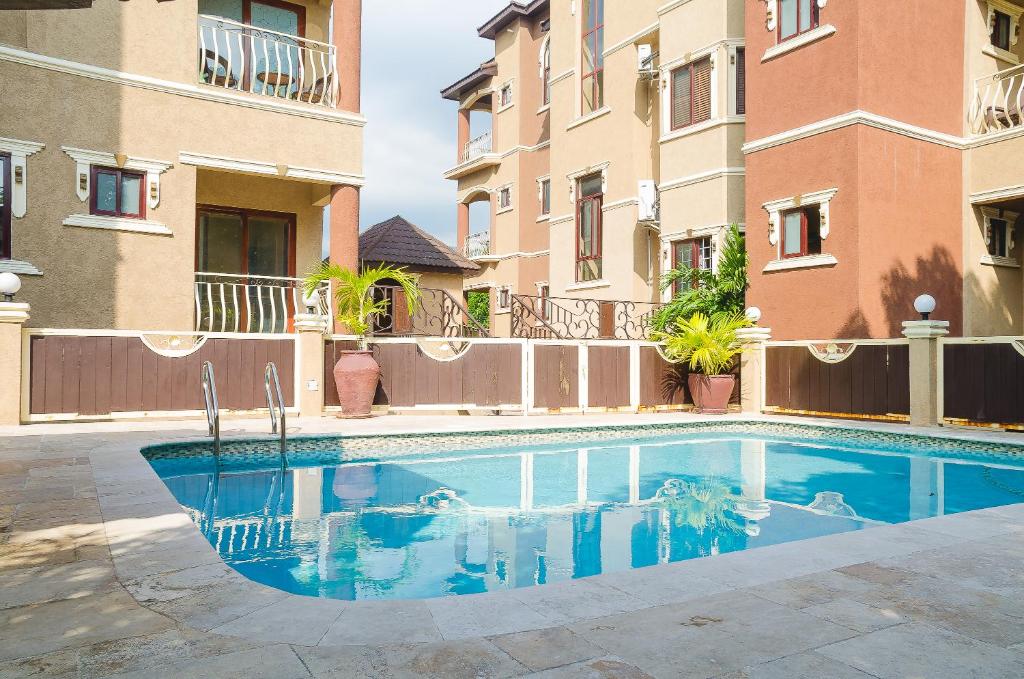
142;420;1024;470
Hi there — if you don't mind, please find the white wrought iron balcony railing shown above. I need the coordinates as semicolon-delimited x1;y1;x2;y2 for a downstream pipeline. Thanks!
194;272;333;334
197;14;338;107
971;63;1024;135
461;131;492;163
464;231;491;258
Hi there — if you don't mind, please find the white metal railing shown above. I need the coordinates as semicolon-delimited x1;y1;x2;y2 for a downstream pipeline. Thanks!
462;131;492;163
464;231;491;258
197;14;338;107
194;272;332;334
971;63;1024;135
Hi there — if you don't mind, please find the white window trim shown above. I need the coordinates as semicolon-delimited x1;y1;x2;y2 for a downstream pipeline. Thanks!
62;146;172;210
763;0;829;32
567;162;610;204
763;187;838;262
981;205;1019;260
537;175;551;215
660;46;719;137
728;44;746;117
983;43;1021;65
981;253;1021;268
763;253;838;272
539;34;552;108
0;259;42;276
496;184;514;214
566;106;612;131
495;285;513;313
660;233;718;302
0;136;45;219
62;213;172;236
762;24;836;63
565;279;610;292
988;0;1023;50
497;80;515;112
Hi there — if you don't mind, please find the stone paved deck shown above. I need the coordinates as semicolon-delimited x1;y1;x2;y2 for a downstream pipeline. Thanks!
2;413;1024;678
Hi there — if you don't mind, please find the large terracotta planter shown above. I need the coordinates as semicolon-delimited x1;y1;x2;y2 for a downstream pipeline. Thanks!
333;350;380;418
688;373;735;415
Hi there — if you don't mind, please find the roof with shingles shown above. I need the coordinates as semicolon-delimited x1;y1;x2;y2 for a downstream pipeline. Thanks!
359;216;479;274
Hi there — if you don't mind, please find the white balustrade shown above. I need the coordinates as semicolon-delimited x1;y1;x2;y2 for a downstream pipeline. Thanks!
462;132;492;162
971;63;1024;134
464;232;491;258
197;14;338;107
194;272;332;334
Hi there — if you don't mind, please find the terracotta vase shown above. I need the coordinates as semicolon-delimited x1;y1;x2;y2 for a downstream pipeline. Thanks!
687;373;735;415
332;350;380;418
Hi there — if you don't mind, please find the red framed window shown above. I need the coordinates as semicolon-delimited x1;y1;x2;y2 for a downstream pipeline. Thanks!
195;205;296;278
778;0;819;43
541;39;552;106
671;237;713;295
781;206;822;258
90;166;146;219
735;48;746;115
670;57;712;130
580;0;604;114
576;173;603;282
993;11;1012;51
0;153;11;260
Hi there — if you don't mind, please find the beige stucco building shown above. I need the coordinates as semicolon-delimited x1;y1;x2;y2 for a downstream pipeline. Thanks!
0;0;364;332
442;0;745;336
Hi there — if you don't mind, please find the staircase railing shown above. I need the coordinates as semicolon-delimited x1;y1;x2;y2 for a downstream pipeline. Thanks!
201;361;221;458
264;362;287;465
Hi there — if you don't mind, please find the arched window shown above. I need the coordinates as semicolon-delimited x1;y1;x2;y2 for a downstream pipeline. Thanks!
540;36;551;106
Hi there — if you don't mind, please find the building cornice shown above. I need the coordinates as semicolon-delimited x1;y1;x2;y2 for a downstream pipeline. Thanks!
179;151;365;186
0;44;366;127
660;167;745;193
971;184;1024;204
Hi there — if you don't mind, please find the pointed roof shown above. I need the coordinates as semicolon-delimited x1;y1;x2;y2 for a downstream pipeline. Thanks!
359;216;479;274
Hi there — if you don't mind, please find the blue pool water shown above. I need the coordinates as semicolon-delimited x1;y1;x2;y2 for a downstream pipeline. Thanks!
148;431;1024;601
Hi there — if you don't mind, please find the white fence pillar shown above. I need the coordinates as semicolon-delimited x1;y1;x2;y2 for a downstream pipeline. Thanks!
736;326;772;414
902;320;949;427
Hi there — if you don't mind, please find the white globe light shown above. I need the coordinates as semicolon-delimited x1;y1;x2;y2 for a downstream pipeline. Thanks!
0;272;22;298
914;294;937;316
745;306;762;323
301;290;320;310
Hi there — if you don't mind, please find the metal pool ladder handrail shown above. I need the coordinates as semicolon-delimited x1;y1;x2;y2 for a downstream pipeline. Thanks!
264;362;287;463
201;361;221;458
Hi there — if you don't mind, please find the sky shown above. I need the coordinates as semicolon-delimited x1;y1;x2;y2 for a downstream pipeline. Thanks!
357;0;510;246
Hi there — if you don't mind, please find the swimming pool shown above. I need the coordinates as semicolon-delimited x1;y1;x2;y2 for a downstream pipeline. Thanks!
145;424;1024;601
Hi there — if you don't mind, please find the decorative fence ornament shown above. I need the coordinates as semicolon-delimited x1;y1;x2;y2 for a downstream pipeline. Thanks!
414;337;472;362
140;333;208;358
807;342;857;364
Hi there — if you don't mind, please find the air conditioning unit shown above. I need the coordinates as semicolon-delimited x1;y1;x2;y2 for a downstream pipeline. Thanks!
638;180;659;223
637;44;658;81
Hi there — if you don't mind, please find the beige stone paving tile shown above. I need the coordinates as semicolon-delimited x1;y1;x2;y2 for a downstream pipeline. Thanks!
0;589;174;663
487;627;605;673
318;600;442;646
124;561;250;604
523;656;653;678
112;541;223;581
745;570;877;610
592;564;732;607
509;579;648;626
902;508;1024;540
714;651;877;679
425;590;556;640
0;538;81;570
0;558;118;610
817;621;1024;679
382;639;528;679
801;598;905;634
211;595;348;647
872;533;1024;596
0;648;79;679
289;644;390;678
94;644;311;679
141;577;291;632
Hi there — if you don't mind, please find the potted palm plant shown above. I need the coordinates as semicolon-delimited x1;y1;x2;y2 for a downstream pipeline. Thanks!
305;263;420;418
654;311;749;414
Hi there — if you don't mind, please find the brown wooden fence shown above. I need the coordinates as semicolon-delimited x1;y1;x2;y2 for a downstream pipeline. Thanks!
943;341;1024;428
27;334;294;417
765;343;910;421
533;344;579;409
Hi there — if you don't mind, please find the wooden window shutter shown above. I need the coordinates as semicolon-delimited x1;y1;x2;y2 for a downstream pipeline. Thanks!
671;67;692;129
692;57;712;124
735;48;745;115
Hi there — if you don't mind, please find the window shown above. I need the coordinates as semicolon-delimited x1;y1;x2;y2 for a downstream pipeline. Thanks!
497;286;511;311
576;173;603;282
670;57;712;130
90;167;145;219
0;153;10;260
499;186;512;210
735;48;746;115
541;38;552;106
778;0;819;42
581;0;604;114
196;206;295;277
540;179;551;215
983;207;1019;260
781;206;822;258
500;82;513;108
671;237;713;295
537;283;550;320
993;10;1012;51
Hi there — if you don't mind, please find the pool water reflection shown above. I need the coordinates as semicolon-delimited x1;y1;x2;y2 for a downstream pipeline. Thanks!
154;436;1024;601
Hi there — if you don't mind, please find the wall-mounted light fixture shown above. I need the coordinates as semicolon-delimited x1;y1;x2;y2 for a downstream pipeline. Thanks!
13;166;23;184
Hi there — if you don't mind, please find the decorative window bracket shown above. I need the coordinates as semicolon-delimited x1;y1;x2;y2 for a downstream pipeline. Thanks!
567;162;610;203
0;137;45;218
62;147;172;210
763;188;838;247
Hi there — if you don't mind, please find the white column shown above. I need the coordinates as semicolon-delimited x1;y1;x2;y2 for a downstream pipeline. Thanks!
902;320;950;427
735;326;772;414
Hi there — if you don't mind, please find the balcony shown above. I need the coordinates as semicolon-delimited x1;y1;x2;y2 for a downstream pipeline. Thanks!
197;15;337;107
444;131;500;180
462;131;492;162
464;231;492;259
194;272;332;334
970;64;1024;135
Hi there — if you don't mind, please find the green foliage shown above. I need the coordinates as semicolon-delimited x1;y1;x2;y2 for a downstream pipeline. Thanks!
653;311;750;376
655;479;744;535
652;224;749;333
466;290;490;329
304;262;421;340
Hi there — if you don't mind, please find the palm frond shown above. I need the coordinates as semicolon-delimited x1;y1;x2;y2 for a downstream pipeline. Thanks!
304;262;422;339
